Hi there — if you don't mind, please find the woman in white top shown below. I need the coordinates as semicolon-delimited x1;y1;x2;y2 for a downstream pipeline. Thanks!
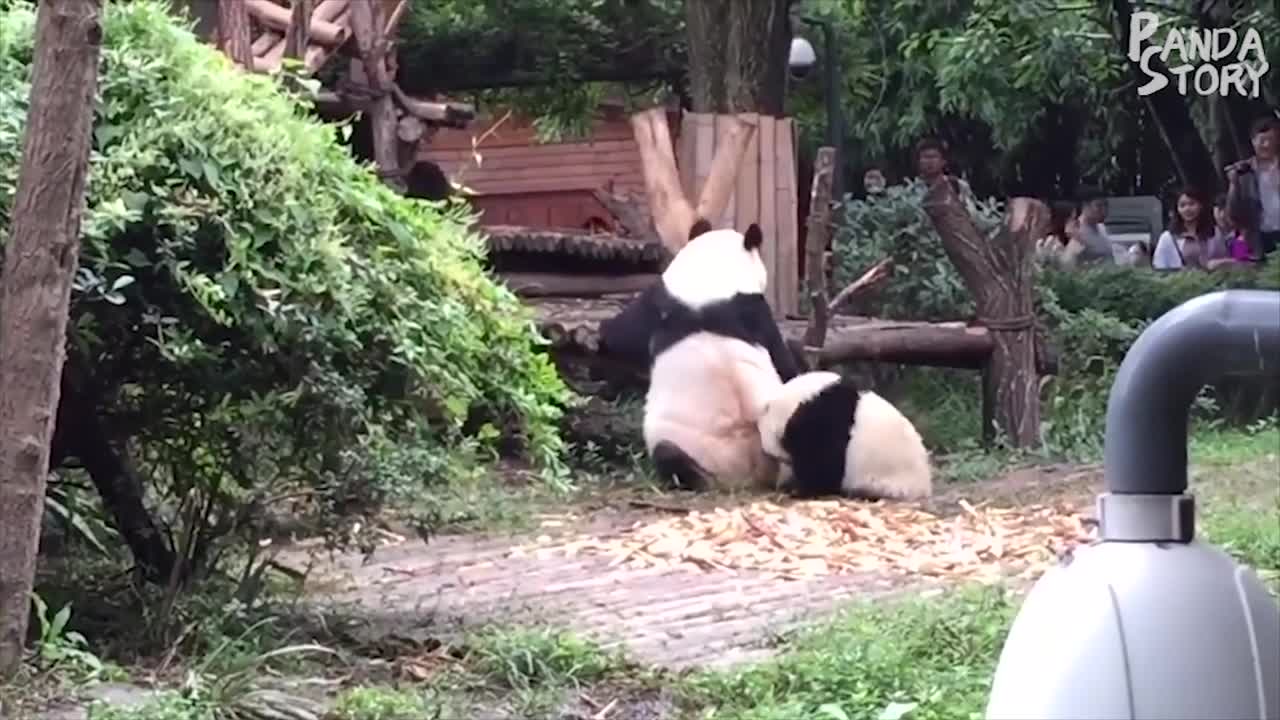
1152;187;1214;271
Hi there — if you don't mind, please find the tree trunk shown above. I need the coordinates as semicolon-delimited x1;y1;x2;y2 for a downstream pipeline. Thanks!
0;0;103;680
802;147;836;354
51;371;176;584
684;0;791;115
922;181;1048;448
348;0;402;190
1105;0;1217;191
217;0;253;68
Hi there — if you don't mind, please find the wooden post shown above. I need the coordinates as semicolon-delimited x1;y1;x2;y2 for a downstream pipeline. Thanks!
802;148;835;359
348;0;401;188
800;146;894;369
922;180;1049;447
217;0;253;68
0;0;104;679
284;0;313;60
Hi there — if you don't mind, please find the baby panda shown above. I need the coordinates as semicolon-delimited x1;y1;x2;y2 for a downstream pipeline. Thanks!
599;219;800;492
757;371;932;501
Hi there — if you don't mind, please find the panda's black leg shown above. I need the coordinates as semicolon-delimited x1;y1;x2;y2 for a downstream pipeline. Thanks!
650;441;710;492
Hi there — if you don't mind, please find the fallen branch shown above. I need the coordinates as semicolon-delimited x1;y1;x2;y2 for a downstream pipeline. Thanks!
827;258;894;314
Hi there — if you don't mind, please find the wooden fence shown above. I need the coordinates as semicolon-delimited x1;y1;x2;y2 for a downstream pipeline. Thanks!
676;113;800;318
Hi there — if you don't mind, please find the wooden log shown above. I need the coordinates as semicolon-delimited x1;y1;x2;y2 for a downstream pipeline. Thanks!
217;0;253;68
818;324;995;369
284;0;313;60
391;86;475;126
923;181;1048;447
802;147;836;358
630;108;696;254
696;115;756;225
252;31;280;57
246;0;349;46
256;38;288;72
591;187;655;240
397;114;426;144
499;272;661;298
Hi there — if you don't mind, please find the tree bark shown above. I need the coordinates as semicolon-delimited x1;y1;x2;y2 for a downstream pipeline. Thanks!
0;0;103;679
217;0;253;68
283;0;313;60
51;371;176;584
685;0;792;115
802;147;836;352
922;181;1047;448
348;0;401;189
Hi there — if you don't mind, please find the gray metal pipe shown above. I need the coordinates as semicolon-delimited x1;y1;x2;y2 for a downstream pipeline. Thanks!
1104;289;1280;496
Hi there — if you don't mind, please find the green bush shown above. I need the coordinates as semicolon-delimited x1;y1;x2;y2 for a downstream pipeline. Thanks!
0;1;570;572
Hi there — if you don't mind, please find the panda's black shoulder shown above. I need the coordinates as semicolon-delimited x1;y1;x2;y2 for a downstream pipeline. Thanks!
783;376;861;441
692;292;778;346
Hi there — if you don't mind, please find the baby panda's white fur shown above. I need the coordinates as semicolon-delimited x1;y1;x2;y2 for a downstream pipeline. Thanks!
638;222;799;492
757;371;932;501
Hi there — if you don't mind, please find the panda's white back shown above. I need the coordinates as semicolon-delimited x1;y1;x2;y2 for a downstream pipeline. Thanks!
844;390;932;499
644;331;783;491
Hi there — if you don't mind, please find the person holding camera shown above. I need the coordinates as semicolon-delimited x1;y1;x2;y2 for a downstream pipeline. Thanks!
1226;116;1280;261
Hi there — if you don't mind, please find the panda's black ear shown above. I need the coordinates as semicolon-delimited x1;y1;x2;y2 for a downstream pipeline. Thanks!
688;218;712;241
743;223;764;251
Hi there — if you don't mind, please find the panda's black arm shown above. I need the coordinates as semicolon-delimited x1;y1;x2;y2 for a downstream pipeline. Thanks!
743;295;801;381
599;284;665;363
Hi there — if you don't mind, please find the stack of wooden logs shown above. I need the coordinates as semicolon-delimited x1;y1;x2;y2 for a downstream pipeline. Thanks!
245;0;357;74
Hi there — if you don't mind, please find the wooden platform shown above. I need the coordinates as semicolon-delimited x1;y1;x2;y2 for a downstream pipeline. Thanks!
529;296;998;369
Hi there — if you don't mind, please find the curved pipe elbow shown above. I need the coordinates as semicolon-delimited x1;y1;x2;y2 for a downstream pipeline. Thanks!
1104;289;1280;495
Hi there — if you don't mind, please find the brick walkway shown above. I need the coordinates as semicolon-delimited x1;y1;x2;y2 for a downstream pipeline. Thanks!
281;512;934;669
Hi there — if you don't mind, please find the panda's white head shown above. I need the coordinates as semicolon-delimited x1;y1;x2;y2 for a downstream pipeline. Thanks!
662;220;768;309
598;219;770;362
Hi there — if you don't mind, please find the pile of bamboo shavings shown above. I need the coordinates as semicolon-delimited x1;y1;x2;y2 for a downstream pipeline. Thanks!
533;499;1096;582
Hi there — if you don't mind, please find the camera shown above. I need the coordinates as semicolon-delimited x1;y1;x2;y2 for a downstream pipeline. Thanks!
789;37;816;80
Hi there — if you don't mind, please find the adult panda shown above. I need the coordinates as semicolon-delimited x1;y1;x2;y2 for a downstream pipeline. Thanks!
756;371;933;501
599;219;801;492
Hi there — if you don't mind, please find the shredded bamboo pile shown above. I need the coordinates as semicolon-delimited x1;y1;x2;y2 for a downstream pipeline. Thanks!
523;499;1097;582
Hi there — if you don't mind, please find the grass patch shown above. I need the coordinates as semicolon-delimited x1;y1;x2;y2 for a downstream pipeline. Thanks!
1191;419;1280;592
676;584;1018;720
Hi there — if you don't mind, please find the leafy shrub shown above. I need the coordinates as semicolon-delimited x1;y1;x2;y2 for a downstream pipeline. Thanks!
830;179;1004;321
0;1;571;577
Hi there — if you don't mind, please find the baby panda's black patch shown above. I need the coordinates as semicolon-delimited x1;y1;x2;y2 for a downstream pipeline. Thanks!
781;377;862;498
651;440;710;491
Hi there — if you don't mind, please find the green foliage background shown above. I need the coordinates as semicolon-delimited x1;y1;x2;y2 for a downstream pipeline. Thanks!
0;0;571;571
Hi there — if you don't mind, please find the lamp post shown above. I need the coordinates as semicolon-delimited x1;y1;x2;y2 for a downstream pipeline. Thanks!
789;17;843;204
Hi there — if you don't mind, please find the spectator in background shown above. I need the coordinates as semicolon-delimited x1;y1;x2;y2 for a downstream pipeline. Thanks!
862;165;888;198
1036;201;1089;269
1152;186;1214;271
1073;186;1115;265
914;137;973;204
1205;193;1255;269
1226;116;1280;260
